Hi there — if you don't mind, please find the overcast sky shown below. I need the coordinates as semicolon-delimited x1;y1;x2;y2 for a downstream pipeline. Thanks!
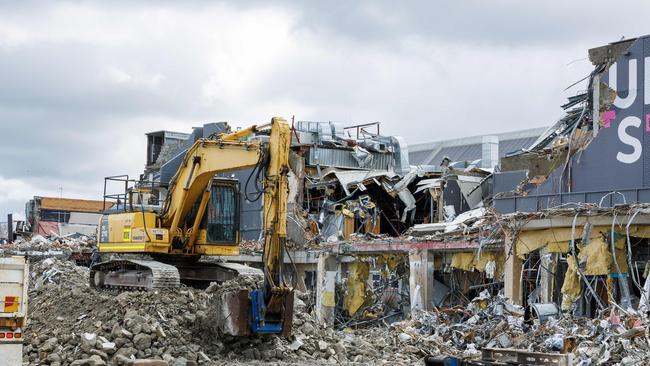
1;1;649;217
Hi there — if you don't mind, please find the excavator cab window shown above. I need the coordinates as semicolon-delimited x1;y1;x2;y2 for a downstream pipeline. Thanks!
205;181;239;243
185;178;240;245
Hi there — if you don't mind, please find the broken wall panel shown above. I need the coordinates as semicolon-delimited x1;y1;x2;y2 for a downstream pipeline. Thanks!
495;36;650;212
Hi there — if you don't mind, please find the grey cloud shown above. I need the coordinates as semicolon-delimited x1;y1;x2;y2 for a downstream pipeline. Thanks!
231;0;650;46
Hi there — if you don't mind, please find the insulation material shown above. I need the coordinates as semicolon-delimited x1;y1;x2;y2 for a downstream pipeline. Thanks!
450;252;475;271
515;226;616;258
515;228;576;258
622;225;650;238
344;261;370;316
450;251;504;278
577;238;612;276
613;248;629;274
577;236;628;276
606;277;615;304
322;271;337;307
561;255;581;311
376;254;403;278
546;241;570;254
474;252;505;277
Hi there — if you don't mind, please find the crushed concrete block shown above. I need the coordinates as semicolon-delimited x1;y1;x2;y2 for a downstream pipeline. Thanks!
398;333;412;342
101;342;116;352
89;355;107;366
318;340;329;351
133;333;152;350
288;339;304;351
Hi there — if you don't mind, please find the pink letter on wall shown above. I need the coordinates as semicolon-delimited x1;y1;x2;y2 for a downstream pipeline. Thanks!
601;110;616;128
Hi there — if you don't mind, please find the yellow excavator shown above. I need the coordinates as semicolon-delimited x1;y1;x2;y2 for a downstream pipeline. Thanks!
91;117;294;335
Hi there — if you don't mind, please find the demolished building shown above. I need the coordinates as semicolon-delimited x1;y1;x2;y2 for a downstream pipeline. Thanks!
484;36;650;319
25;196;113;237
314;35;650;336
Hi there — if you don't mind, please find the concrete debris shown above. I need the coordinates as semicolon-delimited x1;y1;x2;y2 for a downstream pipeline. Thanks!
19;256;425;365
1;233;95;258
15;240;650;366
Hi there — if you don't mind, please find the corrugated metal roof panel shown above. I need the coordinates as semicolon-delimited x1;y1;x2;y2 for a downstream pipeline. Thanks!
409;127;547;153
307;147;393;171
498;136;539;156
408;136;542;166
424;144;480;166
409;150;434;165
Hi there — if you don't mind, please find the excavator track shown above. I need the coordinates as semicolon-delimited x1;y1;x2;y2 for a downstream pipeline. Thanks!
90;259;181;290
90;259;263;291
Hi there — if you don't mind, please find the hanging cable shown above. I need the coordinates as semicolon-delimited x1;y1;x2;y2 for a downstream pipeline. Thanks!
570;213;606;310
244;146;268;202
599;191;627;207
626;208;644;292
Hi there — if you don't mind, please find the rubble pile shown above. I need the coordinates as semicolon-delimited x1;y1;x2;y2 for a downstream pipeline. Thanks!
25;258;222;365
22;257;439;365
2;233;95;254
237;240;263;255
209;296;432;365
22;259;348;364
346;291;650;366
517;313;650;365
23;255;650;365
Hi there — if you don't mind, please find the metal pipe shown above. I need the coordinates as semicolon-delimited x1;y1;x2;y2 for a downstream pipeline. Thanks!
7;213;13;243
611;213;632;309
187;178;213;249
571;214;606;310
184;157;200;190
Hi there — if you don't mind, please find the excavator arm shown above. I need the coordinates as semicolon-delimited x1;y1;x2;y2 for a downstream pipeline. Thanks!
255;117;293;333
159;135;262;250
160;117;294;334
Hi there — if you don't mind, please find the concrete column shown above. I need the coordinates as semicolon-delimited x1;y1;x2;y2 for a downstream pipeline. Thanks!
294;264;308;293
316;253;338;326
408;249;434;311
504;230;523;305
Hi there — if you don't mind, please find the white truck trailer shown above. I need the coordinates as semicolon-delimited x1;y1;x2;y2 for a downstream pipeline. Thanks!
0;256;28;366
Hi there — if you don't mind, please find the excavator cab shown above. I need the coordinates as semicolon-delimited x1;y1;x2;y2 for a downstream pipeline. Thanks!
183;178;240;246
